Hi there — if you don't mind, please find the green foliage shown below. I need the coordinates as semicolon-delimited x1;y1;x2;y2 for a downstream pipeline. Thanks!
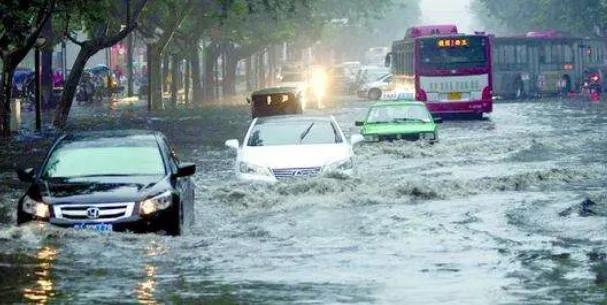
0;0;53;57
474;0;607;36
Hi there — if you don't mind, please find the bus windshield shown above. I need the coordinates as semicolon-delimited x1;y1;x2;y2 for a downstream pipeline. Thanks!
419;36;488;70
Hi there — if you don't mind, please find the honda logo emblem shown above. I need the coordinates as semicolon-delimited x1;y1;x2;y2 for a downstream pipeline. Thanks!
86;207;100;219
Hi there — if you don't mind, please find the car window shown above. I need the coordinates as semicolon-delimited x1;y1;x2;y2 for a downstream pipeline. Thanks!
42;145;166;179
367;105;432;123
247;121;343;146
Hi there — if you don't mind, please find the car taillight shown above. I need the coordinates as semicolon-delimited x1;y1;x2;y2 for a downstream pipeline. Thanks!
416;89;427;101
482;86;492;101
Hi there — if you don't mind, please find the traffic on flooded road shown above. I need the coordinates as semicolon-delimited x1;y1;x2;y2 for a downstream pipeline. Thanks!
1;96;606;304
3;0;607;304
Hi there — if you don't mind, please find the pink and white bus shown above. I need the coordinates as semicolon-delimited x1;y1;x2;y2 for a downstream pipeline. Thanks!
385;25;493;118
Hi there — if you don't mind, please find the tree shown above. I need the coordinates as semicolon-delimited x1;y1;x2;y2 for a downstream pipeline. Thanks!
474;0;607;36
0;0;55;137
52;0;148;128
138;0;195;110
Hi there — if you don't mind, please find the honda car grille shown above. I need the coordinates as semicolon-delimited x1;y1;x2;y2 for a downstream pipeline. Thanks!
52;202;135;222
272;167;321;179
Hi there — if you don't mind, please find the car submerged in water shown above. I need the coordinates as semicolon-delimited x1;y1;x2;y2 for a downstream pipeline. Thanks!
16;130;196;235
225;115;363;183
356;101;441;142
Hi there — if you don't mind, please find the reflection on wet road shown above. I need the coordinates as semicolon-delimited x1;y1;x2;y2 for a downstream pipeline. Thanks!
1;97;606;304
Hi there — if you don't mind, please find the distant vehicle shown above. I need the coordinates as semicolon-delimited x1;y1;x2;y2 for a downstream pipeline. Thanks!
248;87;304;118
355;101;441;142
225;115;363;183
10;67;34;98
357;73;392;100
386;25;493;118
16;130;196;236
327;61;362;94
492;31;607;98
364;47;389;66
354;66;390;88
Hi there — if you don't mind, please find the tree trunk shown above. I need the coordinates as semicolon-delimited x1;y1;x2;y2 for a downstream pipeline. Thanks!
41;46;53;109
184;58;190;105
149;44;163;110
53;48;92;128
170;54;178;108
189;46;202;104
127;32;134;96
0;65;16;137
245;57;252;91
162;53;170;94
203;44;219;100
223;48;238;96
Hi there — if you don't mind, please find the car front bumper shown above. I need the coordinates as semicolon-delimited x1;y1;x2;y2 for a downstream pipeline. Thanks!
21;207;175;233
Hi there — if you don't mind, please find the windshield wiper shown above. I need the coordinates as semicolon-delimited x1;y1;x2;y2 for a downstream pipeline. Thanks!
393;118;427;123
298;123;315;144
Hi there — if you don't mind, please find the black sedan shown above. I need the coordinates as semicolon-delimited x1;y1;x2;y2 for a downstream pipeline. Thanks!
16;130;196;236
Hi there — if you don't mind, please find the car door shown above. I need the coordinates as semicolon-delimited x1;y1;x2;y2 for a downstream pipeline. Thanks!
160;136;195;227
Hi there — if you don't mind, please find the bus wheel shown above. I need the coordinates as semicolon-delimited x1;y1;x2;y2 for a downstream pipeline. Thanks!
368;88;382;100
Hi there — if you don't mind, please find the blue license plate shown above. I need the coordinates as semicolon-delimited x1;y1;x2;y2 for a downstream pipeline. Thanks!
73;223;113;233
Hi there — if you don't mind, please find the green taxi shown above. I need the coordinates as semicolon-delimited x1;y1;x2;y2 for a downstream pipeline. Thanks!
355;101;441;142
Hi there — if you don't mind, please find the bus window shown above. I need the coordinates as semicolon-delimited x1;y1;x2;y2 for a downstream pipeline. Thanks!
505;45;515;64
516;45;527;64
563;44;573;62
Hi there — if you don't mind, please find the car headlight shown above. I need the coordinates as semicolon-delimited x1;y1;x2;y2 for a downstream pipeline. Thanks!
22;196;50;219
421;132;436;140
140;191;173;215
325;158;354;172
238;162;272;176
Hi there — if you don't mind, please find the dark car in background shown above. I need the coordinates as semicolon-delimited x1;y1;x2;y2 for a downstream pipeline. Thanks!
16;130;196;235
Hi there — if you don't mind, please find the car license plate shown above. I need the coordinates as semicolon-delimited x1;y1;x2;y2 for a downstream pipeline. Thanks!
448;92;462;100
73;223;113;233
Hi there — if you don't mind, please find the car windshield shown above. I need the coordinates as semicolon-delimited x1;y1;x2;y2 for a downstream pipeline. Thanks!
367;104;432;124
419;36;488;70
42;143;166;179
247;120;343;146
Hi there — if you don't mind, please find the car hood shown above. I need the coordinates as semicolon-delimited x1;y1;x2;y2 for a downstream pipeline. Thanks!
33;176;166;205
362;122;436;135
240;144;351;169
279;82;306;90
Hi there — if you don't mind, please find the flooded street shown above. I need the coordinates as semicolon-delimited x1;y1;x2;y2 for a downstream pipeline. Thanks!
1;97;607;304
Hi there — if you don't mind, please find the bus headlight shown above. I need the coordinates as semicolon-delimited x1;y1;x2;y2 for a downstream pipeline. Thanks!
140;191;173;215
364;134;379;142
22;196;50;219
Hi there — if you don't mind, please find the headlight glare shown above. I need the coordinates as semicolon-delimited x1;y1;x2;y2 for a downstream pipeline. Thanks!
22;196;50;218
140;191;173;215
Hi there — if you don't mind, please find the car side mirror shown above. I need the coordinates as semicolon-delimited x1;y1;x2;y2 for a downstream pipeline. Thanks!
350;134;364;145
16;168;35;183
433;117;443;124
384;52;392;68
175;162;196;177
246;97;252;104
225;139;239;150
355;121;365;127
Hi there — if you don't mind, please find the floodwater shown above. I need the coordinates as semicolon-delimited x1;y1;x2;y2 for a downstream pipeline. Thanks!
1;97;606;304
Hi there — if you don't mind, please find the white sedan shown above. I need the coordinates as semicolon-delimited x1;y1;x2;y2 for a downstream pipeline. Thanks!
225;115;363;182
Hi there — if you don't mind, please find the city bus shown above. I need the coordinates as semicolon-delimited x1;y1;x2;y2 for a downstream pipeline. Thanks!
385;25;492;118
492;30;607;98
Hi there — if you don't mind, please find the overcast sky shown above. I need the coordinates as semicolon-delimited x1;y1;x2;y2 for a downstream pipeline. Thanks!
419;0;474;33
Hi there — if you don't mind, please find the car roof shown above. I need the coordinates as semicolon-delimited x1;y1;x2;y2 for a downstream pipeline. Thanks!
62;129;161;144
256;115;333;124
252;86;300;95
371;100;427;107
